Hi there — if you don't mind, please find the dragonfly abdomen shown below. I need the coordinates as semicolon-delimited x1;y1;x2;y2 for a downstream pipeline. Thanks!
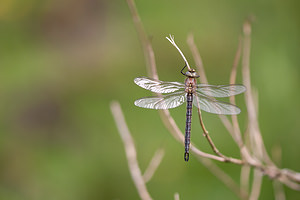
184;93;193;162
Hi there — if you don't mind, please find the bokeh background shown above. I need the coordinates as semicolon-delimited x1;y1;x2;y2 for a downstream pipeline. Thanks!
1;0;300;199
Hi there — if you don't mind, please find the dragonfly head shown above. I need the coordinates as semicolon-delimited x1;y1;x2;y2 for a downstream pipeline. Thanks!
185;68;200;78
181;64;200;78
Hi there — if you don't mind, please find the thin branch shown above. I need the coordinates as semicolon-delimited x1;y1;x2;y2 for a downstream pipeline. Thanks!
166;35;191;71
127;0;158;80
143;148;165;183
195;156;249;199
277;176;300;190
194;95;227;159
281;169;300;184
242;19;273;164
272;145;286;200
249;170;263;200
110;101;152;200
273;180;286;200
187;33;208;83
229;36;245;149
240;165;251;194
174;193;180;200
228;37;254;194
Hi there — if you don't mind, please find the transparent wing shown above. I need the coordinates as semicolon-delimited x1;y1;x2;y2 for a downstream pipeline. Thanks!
196;84;246;97
134;77;185;94
134;92;186;109
193;93;241;115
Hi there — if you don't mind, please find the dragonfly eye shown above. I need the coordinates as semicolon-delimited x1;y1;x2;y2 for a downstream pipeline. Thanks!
185;71;192;77
185;69;199;78
192;72;200;78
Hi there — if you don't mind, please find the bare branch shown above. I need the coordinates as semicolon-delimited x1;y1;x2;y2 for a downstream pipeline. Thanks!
242;20;273;164
174;193;180;200
228;37;255;195
271;145;286;200
229;36;245;149
273;180;286;200
143;148;165;183
278;176;300;190
240;165;251;194
127;0;158;80
196;156;249;199
249;170;263;200
187;33;208;83
281;169;300;184
166;35;192;71
218;115;234;135
194;95;227;159
110;101;152;200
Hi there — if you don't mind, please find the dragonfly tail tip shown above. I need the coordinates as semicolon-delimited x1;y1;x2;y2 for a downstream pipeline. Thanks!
184;152;189;162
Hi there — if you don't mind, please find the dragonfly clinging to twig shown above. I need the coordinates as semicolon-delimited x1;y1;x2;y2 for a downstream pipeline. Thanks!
134;64;246;162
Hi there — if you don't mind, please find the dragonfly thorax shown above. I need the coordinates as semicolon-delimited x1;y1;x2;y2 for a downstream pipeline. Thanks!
185;77;197;93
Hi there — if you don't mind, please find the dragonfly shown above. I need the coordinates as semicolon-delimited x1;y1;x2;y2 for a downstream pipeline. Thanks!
134;65;246;161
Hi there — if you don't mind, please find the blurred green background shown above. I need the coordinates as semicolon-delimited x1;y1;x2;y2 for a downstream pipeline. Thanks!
1;0;300;199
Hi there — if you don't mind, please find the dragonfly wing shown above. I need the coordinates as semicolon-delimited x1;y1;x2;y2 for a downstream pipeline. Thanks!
196;84;246;97
134;92;186;109
134;77;185;93
193;93;241;115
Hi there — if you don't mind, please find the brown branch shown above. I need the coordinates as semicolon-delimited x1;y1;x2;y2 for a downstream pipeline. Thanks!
110;101;152;200
228;37;254;195
174;193;180;200
249;170;263;200
281;169;300;184
240;18;300;194
273;180;286;200
195;156;248;199
166;35;192;71
143;148;165;183
240;165;251;194
194;96;228;160
127;0;158;80
229;36;245;149
272;145;286;200
187;33;208;83
242;19;273;164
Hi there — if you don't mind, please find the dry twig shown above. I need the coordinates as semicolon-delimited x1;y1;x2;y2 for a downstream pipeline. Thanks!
143;148;165;183
110;101;152;200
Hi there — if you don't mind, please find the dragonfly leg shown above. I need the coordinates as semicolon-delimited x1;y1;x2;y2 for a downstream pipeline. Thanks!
181;63;187;76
